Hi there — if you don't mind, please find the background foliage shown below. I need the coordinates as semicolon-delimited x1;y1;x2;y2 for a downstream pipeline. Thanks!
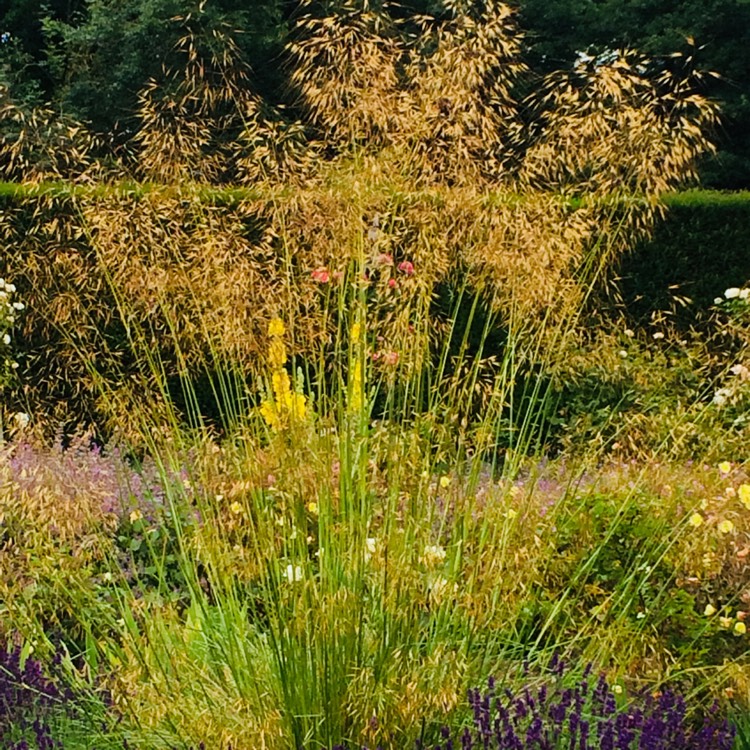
2;0;749;186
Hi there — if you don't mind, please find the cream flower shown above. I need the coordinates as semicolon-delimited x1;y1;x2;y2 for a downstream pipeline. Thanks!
422;544;447;567
285;564;303;583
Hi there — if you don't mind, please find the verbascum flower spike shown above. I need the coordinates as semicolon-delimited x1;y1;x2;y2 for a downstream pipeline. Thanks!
268;317;285;337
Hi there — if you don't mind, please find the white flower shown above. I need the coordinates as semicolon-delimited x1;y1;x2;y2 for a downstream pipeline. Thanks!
618;350;628;358
12;302;23;311
624;328;635;338
730;364;750;381
2;333;9;345
5;283;15;293
725;287;741;299
741;289;750;300
13;412;29;428
652;332;665;340
284;564;304;583
713;388;732;406
422;544;447;566
364;537;377;563
714;297;724;305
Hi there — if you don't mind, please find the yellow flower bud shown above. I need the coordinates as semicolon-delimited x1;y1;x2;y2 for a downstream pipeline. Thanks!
268;318;285;337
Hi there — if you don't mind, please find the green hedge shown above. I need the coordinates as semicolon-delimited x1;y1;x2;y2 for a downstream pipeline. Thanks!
616;191;750;325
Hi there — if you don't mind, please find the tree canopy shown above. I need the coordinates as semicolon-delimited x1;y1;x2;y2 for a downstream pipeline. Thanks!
1;0;747;186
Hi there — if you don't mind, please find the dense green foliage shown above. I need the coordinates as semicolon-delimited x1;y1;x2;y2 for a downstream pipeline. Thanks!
621;191;750;326
1;0;749;185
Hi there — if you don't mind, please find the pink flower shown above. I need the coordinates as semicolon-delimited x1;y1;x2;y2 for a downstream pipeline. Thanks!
398;260;414;276
376;253;394;266
383;351;399;366
312;267;330;283
388;278;397;289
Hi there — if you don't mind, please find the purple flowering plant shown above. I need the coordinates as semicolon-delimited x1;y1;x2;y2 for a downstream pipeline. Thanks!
0;640;71;750
422;656;736;750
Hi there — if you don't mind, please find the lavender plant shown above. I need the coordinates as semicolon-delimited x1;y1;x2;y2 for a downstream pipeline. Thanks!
0;641;70;750
426;658;736;750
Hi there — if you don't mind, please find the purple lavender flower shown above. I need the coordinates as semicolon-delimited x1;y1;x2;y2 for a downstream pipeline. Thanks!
0;641;64;750
422;660;736;750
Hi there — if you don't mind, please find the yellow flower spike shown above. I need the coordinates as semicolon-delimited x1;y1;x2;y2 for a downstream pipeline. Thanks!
718;461;732;474
349;359;364;412
268;318;285;338
272;369;292;403
688;513;704;528
718;518;735;534
306;501;318;515
268;339;287;370
720;617;733;629
129;509;143;523
230;501;243;514
287;391;307;421
734;621;746;636
260;400;280;428
704;604;717;616
739;484;750;510
439;476;451;489
351;321;362;342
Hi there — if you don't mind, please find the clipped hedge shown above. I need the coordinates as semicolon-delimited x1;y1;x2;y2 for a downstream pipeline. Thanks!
618;190;750;325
